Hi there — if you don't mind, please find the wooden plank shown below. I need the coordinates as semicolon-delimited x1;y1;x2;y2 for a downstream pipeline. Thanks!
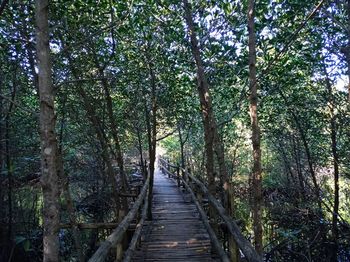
132;170;219;262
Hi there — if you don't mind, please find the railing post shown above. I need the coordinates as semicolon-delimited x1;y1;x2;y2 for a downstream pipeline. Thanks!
228;184;239;262
168;160;172;178
176;165;180;187
144;160;148;179
186;167;191;183
116;208;126;262
146;166;152;221
196;185;202;205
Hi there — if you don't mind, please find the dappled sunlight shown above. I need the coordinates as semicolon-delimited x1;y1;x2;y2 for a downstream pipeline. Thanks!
166;241;179;248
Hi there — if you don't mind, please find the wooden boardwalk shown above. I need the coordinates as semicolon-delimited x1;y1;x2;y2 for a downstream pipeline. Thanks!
132;169;218;261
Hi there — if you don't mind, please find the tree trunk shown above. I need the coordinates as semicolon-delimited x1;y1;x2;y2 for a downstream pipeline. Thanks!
0;75;4;249
248;0;263;254
77;87;121;219
57;153;84;262
347;0;350;102
98;67;129;192
100;75;129;215
57;106;84;262
145;59;157;221
291;135;306;199
278;91;323;212
183;4;237;256
136;126;145;177
177;124;186;169
183;0;216;197
5;73;16;243
324;67;339;261
35;0;60;260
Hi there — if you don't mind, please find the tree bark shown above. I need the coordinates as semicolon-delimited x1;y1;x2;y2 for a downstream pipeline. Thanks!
347;0;350;102
183;4;236;255
248;0;263;254
5;70;16;242
145;59;157;221
77;87;121;218
35;0;60;260
177;124;186;169
183;0;216;197
57;107;84;262
57;153;84;262
97;66;129;192
136;126;145;178
324;66;339;261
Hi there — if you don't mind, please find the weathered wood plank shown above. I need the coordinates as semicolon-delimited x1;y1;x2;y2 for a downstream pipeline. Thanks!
132;170;219;262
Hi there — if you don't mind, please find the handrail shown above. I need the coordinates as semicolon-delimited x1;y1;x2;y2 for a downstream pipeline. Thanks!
88;174;150;262
159;158;262;262
185;170;261;262
181;177;230;262
122;185;149;262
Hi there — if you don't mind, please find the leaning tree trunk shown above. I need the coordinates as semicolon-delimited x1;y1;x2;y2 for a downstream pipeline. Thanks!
96;65;129;193
248;0;263;254
35;0;60;261
183;0;216;198
183;4;239;258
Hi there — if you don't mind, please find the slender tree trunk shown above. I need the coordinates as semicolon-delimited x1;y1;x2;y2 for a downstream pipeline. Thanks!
279;91;323;211
57;103;84;262
291;135;306;198
177;124;186;169
145;101;152;221
77;87;121;218
347;0;350;102
100;75;129;216
0;76;4;249
57;154;84;262
5;74;16;242
248;0;263;254
35;0;60;260
183;5;239;258
145;59;157;221
183;0;216;197
98;68;129;192
324;67;339;261
136;126;145;177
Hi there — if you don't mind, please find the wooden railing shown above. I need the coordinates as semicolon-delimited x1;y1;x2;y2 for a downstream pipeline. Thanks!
88;171;151;262
158;157;262;262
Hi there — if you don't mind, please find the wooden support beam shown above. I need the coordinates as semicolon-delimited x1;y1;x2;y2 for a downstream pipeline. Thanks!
60;223;125;229
176;165;180;187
